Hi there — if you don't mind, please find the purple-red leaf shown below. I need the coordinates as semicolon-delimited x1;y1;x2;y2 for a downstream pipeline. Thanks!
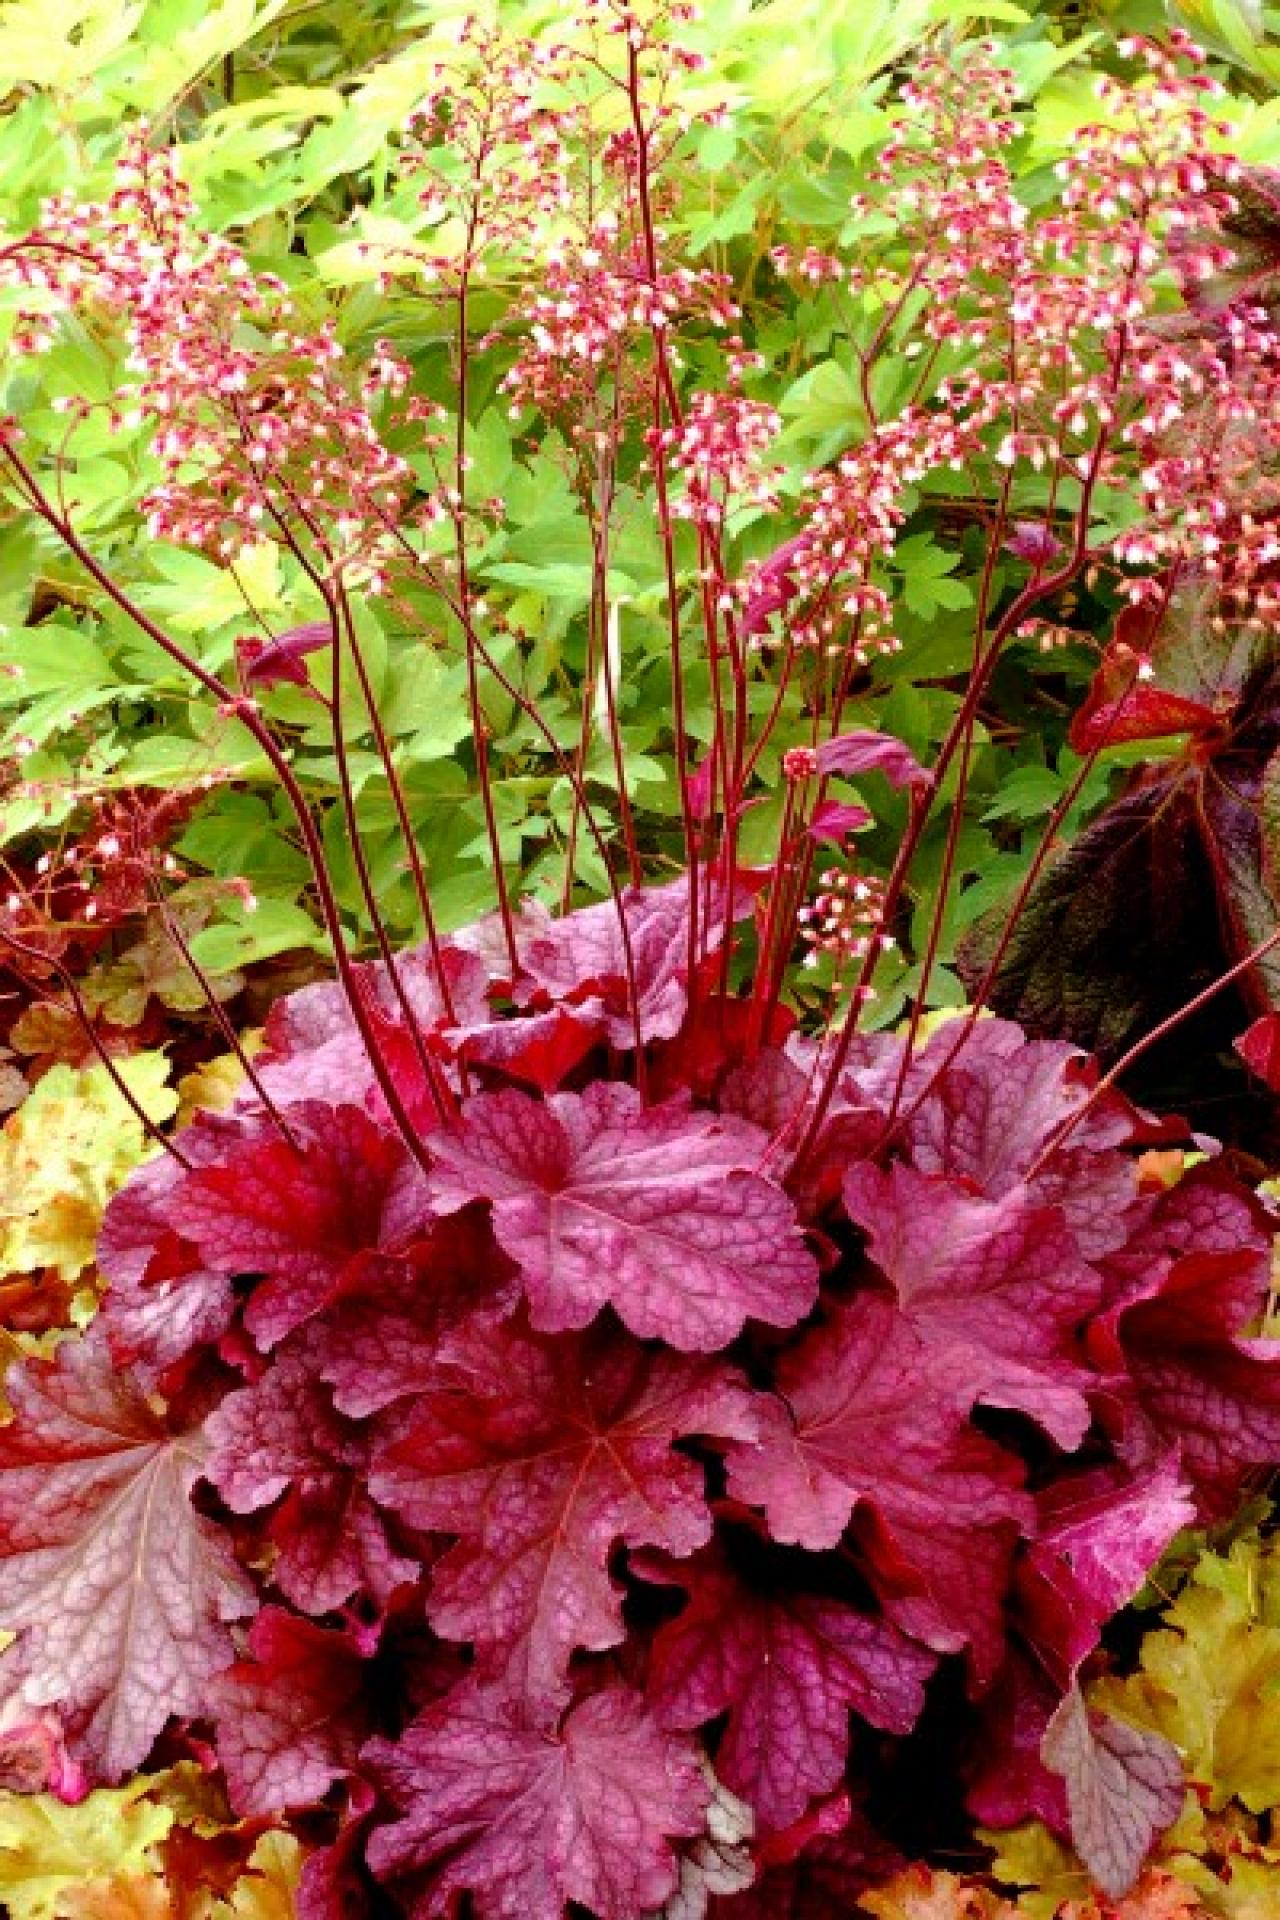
725;1297;1031;1685
1041;1685;1183;1899
428;1082;817;1350
1101;1243;1280;1519
237;620;332;693
647;1540;934;1832
843;1162;1099;1447
364;1682;708;1920
372;1316;757;1700
513;873;755;1048
1235;1010;1280;1088
178;1101;433;1349
1068;641;1223;755
313;1218;517;1419
807;799;873;845
1016;1460;1195;1681
206;1336;415;1614
710;1793;905;1919
212;1607;371;1817
815;729;931;791
0;1332;253;1781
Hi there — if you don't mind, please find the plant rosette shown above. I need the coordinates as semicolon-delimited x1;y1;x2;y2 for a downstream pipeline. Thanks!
0;874;1276;1920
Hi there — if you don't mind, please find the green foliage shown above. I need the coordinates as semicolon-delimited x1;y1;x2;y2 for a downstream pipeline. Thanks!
0;0;1195;986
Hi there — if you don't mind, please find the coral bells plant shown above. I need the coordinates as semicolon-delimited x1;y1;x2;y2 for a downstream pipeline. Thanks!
3;11;1280;1917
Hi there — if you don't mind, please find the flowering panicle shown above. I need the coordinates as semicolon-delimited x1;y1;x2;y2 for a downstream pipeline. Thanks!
0;137;438;585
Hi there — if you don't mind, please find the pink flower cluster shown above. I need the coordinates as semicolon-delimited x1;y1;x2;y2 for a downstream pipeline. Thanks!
0;137;438;586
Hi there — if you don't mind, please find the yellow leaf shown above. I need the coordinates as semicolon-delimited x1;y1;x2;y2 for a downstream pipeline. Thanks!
1092;1536;1280;1814
176;1046;257;1128
980;1820;1090;1918
212;1831;302;1919
0;1781;172;1920
0;1055;176;1285
860;1864;1018;1918
58;1873;176;1919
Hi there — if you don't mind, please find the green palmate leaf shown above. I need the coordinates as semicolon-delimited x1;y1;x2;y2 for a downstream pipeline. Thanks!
186;896;329;974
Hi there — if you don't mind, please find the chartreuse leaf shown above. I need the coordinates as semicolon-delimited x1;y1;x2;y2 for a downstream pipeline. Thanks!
0;1055;176;1285
213;1831;303;1919
860;1864;1017;1915
0;1778;171;1920
0;0;145;93
1091;1533;1280;1816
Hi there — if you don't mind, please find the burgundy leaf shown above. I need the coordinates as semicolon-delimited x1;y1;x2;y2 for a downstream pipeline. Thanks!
313;1218;517;1419
710;1793;905;1919
843;1162;1099;1446
211;1607;371;1816
1004;521;1064;566
178;1101;433;1349
1099;1242;1280;1518
363;1682;708;1920
815;729;931;791
646;1540;934;1832
206;1336;415;1614
806;799;872;845
237;620;332;692
900;1019;1148;1259
513;873;756;1049
1235;1010;1280;1088
1015;1459;1195;1681
297;1805;376;1920
256;945;489;1114
1068;641;1222;755
428;1082;818;1350
372;1316;757;1700
965;1649;1069;1834
448;1005;598;1093
740;535;808;641
0;1331;253;1781
1041;1685;1183;1899
1098;1161;1267;1312
725;1297;1031;1685
97;1111;258;1382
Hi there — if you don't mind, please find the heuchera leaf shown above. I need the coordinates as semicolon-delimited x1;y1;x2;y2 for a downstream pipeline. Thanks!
815;728;931;791
725;1297;1032;1685
372;1315;758;1699
646;1538;935;1832
1067;642;1221;755
428;1082;818;1350
513;872;755;1048
1104;1245;1280;1520
842;1162;1099;1447
97;1111;250;1386
176;1101;433;1349
237;620;331;693
311;1215;517;1418
1235;1009;1280;1088
0;1332;253;1781
363;1682;708;1920
1040;1686;1183;1901
205;1335;416;1614
1090;1530;1280;1817
1015;1460;1196;1682
211;1608;371;1817
0;1774;173;1920
710;1793;906;1919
